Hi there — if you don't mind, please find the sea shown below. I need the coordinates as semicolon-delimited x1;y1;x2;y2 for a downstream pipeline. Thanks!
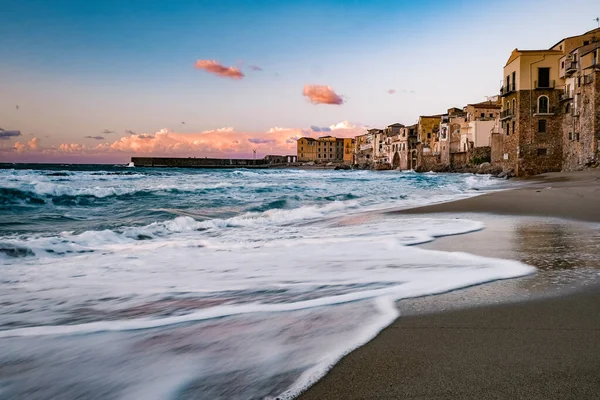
0;164;535;399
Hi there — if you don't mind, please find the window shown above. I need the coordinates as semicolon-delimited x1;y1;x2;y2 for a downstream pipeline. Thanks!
480;113;485;118
489;113;494;118
568;132;573;140
561;61;565;69
537;148;547;156
511;71;516;91
583;40;590;46
576;132;580;141
537;96;549;114
506;75;511;90
506;122;510;136
565;103;571;114
512;121;515;134
300;147;303;151
538;68;550;88
427;132;431;139
513;99;516;114
538;119;547;133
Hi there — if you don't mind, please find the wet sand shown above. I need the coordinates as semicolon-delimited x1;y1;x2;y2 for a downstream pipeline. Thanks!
394;170;600;223
299;170;600;400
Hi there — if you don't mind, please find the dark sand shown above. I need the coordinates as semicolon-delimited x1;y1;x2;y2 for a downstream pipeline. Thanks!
395;170;600;223
299;170;600;400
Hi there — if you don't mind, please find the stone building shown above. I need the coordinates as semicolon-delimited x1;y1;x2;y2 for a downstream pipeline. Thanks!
354;130;377;166
494;27;600;176
297;136;345;163
560;41;600;170
440;108;467;167
418;115;443;154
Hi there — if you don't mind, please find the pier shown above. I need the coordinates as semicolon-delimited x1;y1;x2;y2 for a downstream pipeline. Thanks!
131;155;297;168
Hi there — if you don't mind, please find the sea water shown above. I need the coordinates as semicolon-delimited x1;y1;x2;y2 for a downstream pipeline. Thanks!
0;165;534;399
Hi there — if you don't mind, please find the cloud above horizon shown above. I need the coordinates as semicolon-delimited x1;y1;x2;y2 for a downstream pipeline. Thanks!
195;60;245;79
302;85;344;105
249;65;263;71
102;129;115;134
1;121;367;162
310;125;332;132
0;129;22;140
387;89;396;94
84;136;105;140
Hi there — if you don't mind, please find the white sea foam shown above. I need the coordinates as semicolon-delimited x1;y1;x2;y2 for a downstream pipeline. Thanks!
0;167;523;399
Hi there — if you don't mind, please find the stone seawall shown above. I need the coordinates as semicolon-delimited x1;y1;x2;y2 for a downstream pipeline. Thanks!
132;157;272;168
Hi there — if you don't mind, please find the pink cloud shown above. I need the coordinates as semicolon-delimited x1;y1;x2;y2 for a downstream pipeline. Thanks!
194;60;244;79
2;121;368;163
302;85;344;105
387;89;396;94
249;65;263;71
14;137;40;153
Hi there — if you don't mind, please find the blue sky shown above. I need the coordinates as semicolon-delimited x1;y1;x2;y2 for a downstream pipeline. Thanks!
1;0;599;161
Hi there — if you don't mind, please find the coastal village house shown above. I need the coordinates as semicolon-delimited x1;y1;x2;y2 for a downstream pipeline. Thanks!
294;28;599;175
297;136;346;163
495;27;600;176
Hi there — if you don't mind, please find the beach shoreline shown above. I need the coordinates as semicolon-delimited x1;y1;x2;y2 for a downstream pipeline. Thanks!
298;170;600;399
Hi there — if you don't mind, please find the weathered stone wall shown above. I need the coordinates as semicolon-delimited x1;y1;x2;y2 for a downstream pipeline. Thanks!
516;89;563;176
491;133;504;165
497;92;520;173
450;152;469;169
470;146;491;164
563;70;599;170
416;146;441;172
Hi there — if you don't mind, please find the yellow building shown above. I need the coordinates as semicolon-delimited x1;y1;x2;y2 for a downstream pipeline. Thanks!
297;136;345;163
343;138;355;164
418;115;442;149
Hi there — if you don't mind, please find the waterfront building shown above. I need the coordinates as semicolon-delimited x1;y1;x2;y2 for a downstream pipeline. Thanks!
297;135;345;163
495;27;600;176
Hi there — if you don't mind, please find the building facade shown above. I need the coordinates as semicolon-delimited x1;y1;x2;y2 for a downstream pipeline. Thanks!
297;136;345;163
495;28;600;176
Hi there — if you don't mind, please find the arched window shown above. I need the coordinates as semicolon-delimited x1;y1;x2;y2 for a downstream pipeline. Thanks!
565;103;571;114
512;99;516;114
538;96;549;114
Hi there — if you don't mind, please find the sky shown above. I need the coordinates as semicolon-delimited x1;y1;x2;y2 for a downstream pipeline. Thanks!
1;0;599;163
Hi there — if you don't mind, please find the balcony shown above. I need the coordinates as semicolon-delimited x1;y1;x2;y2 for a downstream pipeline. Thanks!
565;61;578;76
559;90;573;102
500;86;516;97
359;143;373;151
534;80;555;90
500;109;512;120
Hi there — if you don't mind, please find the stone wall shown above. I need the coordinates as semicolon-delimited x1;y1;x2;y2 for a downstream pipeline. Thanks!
517;89;563;176
470;146;491;164
450;152;469;169
491;133;505;165
563;70;599;170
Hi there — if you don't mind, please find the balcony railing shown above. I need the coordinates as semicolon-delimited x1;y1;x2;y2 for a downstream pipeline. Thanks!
500;109;512;120
500;86;516;96
559;90;574;102
565;61;578;75
534;80;555;89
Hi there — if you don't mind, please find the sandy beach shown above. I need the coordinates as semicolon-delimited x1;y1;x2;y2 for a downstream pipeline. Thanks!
299;170;600;400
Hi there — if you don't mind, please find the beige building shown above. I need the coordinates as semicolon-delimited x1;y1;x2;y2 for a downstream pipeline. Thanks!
495;28;600;176
297;136;345;163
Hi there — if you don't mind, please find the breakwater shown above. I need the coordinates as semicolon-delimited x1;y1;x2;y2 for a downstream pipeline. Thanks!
131;155;297;168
